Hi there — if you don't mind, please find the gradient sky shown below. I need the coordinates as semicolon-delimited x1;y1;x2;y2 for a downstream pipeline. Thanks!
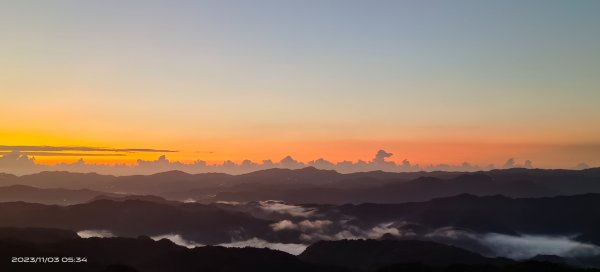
1;0;599;168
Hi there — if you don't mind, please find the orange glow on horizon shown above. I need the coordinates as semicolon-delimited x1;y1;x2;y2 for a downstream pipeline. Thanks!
11;139;597;169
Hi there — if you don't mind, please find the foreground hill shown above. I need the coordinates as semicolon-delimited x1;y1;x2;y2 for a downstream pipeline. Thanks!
299;239;510;270
0;228;595;272
0;231;315;272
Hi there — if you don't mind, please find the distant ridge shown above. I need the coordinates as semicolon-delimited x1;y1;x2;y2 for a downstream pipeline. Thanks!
0;167;599;204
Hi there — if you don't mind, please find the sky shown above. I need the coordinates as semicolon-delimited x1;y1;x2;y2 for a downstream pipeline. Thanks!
1;0;599;170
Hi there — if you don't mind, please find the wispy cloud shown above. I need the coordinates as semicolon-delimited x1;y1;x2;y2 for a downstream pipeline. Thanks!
0;152;126;156
151;234;204;248
0;145;177;153
218;238;307;255
481;233;600;259
77;229;115;238
424;227;600;259
258;201;317;218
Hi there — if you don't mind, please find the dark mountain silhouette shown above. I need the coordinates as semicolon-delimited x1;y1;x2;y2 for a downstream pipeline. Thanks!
530;254;569;264
161;168;600;204
88;194;177;205
0;234;320;272
330;193;600;245
0;199;279;244
109;171;234;194
206;171;590;204
0;185;115;205
0;173;17;182
377;261;589;272
0;227;79;243
299;239;511;270
2;194;600;246
0;229;595;272
1;168;599;204
235;167;343;186
7;171;117;190
1;168;600;269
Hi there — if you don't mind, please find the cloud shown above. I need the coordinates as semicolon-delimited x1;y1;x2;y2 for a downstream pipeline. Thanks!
308;158;335;170
218;238;307;255
258;201;317;218
503;158;516;168
270;219;333;233
480;233;600;259
425;227;478;241
0;149;591;176
137;155;177;167
271;219;337;243
270;220;298;231
423;227;600;260
0;151;36;164
0;152;125;156
373;150;393;164
80;230;205;248
0;151;38;175
215;201;242;205
0;145;176;153
151;234;204;248
77;229;115;238
345;222;412;240
366;224;402;239
279;156;305;169
333;230;364;240
297;221;407;242
298;220;333;232
300;228;367;242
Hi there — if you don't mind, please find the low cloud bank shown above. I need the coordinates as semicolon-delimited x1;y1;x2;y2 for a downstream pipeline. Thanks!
218;238;307;255
150;234;204;248
267;218;600;260
481;233;600;259
270;219;415;243
0;149;560;176
78;230;304;254
259;201;317;218
77;229;115;238
424;227;600;259
270;219;333;232
73;225;600;260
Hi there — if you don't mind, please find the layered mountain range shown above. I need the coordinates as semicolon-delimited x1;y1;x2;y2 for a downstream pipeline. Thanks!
1;167;600;271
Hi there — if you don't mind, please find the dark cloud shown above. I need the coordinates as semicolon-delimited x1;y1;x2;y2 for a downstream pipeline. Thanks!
503;158;516;168
373;150;393;164
0;145;176;153
0;152;125;156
